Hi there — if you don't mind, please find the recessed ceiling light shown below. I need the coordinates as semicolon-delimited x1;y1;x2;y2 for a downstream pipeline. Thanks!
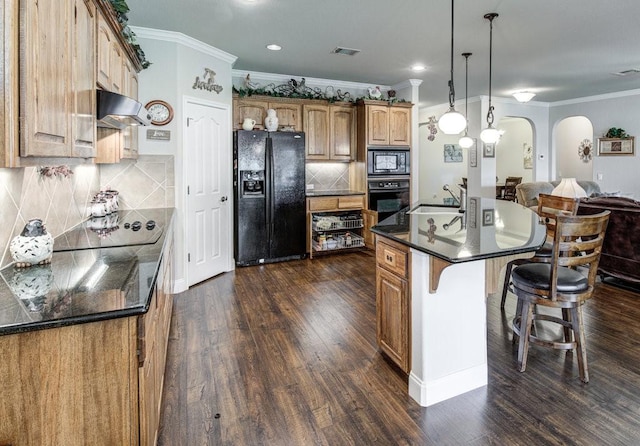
411;64;426;72
266;44;282;51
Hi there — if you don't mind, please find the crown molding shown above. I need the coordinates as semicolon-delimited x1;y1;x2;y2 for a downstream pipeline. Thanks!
550;88;640;107
130;26;237;64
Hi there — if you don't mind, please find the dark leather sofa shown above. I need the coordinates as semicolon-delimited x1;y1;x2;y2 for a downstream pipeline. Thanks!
577;196;640;283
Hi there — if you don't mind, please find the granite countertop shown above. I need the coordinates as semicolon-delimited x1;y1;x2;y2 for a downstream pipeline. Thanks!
0;208;175;336
372;198;547;263
306;189;365;197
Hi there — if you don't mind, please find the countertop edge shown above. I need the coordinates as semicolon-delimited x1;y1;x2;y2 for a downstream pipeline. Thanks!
0;208;176;337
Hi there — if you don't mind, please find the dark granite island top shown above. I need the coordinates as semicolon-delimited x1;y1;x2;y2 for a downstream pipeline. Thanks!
372;197;547;263
0;208;175;335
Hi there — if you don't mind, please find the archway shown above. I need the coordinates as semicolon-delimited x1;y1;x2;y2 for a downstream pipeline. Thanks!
554;116;594;180
496;117;534;186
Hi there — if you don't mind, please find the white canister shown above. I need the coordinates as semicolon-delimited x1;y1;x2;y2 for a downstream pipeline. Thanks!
264;109;279;132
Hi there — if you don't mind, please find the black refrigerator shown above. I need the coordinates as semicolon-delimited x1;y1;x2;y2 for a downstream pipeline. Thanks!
234;130;306;266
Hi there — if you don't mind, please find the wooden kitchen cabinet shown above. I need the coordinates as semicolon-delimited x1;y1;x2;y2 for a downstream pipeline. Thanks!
1;0;144;167
0;235;174;446
358;100;412;147
304;103;356;161
19;0;97;160
307;195;365;257
233;97;302;131
375;236;411;373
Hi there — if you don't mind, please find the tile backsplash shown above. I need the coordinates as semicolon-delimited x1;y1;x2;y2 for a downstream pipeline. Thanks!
0;155;175;268
306;162;350;191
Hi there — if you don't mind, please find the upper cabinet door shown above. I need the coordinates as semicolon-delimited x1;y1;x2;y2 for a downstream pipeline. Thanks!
367;105;390;146
330;105;355;161
303;104;330;159
389;106;411;146
234;99;269;130
20;0;72;157
268;102;302;131
71;0;97;158
96;13;113;90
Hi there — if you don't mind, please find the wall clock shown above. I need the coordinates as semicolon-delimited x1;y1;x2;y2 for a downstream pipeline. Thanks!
145;100;174;126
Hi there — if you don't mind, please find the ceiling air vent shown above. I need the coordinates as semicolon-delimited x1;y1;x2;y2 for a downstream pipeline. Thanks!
612;68;640;76
332;47;360;56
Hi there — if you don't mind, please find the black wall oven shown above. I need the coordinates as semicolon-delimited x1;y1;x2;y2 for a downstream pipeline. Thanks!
368;178;410;221
367;147;410;176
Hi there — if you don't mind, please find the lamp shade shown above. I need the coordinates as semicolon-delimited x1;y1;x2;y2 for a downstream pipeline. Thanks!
551;178;587;198
459;135;474;148
438;109;467;134
480;126;501;144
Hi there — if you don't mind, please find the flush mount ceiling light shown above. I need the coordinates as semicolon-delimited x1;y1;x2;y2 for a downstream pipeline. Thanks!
480;12;501;145
459;52;474;149
512;91;536;103
411;64;426;72
266;44;282;51
437;0;467;135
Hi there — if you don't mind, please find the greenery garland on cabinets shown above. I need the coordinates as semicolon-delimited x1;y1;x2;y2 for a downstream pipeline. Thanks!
107;0;151;69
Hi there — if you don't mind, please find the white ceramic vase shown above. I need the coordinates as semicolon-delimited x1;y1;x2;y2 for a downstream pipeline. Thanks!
264;109;278;132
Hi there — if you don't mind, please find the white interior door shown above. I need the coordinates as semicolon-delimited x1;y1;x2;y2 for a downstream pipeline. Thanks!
185;99;232;286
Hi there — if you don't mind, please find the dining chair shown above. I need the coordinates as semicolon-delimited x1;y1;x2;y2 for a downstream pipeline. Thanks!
500;193;579;309
509;211;610;382
502;176;522;201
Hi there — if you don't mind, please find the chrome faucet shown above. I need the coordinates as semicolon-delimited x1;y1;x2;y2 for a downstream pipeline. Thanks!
443;184;467;213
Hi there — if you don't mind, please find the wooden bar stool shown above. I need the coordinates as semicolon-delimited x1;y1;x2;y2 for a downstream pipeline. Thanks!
500;194;579;309
509;211;610;382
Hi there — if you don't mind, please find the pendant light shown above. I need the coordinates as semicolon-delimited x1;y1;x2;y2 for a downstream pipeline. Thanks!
438;0;466;135
458;52;474;149
480;13;501;144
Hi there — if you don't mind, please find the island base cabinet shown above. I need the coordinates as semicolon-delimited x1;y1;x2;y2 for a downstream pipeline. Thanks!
375;236;411;373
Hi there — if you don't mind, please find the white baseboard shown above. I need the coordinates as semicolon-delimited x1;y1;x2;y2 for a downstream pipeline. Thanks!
408;363;488;407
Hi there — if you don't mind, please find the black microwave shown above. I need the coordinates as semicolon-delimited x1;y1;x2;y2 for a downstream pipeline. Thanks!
367;148;410;176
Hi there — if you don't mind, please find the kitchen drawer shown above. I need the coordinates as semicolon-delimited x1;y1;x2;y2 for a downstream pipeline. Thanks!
376;238;409;278
308;195;364;211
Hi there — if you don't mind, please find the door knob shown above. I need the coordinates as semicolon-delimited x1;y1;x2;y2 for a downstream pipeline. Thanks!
221;196;228;202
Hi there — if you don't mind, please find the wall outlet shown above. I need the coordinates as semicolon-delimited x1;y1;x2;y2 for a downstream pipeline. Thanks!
306;184;315;190
597;173;603;180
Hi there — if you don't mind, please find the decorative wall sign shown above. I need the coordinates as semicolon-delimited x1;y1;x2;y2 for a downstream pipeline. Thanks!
193;68;223;94
469;138;478;167
598;137;634;155
523;143;533;169
483;143;495;158
578;139;593;162
444;144;463;163
146;129;171;141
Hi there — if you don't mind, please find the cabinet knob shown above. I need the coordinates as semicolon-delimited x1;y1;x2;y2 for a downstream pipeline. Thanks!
220;196;228;202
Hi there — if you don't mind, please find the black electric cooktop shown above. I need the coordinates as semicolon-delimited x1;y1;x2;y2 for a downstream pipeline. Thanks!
53;209;164;252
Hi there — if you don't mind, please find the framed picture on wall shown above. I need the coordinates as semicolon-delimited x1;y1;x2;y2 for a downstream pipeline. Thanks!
444;144;463;163
598;137;634;155
523;143;533;169
483;143;495;158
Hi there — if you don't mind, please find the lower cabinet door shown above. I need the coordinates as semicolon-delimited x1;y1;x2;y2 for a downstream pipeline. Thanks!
376;267;410;372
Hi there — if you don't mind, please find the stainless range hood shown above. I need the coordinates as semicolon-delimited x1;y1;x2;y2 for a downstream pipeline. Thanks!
97;90;151;129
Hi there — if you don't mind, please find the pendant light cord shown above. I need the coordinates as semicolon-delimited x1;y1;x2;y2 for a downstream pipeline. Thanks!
448;0;456;108
463;53;471;119
484;13;498;127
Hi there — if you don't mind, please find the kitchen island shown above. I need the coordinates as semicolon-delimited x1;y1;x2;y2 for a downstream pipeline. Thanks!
372;198;546;407
0;208;174;446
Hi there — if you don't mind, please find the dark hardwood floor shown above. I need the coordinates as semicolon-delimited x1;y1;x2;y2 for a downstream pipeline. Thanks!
158;251;640;445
